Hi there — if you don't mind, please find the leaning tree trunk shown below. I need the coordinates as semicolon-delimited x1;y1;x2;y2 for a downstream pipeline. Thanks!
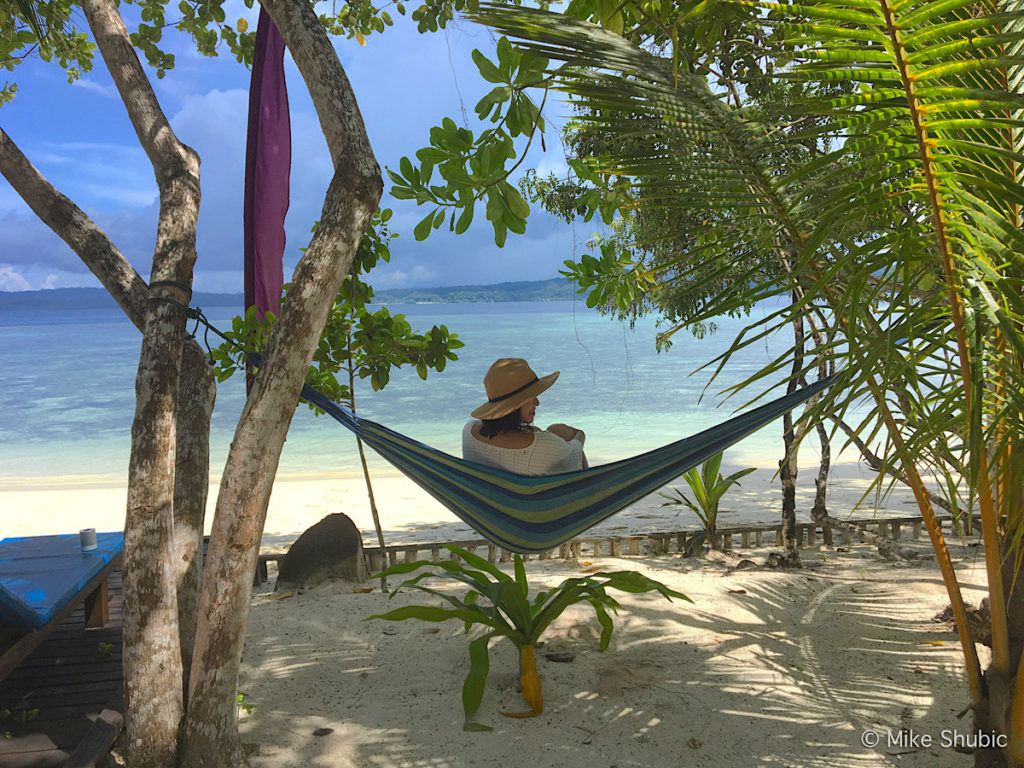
180;0;382;763
82;1;202;763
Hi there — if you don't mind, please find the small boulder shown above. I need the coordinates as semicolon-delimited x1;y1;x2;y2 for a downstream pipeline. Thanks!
276;513;368;590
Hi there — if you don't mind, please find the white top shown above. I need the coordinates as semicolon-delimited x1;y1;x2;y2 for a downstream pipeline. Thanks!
462;421;584;476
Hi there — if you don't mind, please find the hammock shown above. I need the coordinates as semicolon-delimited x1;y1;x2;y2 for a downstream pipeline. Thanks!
298;377;834;553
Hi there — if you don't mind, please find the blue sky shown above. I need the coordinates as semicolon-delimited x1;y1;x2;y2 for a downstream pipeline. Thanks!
0;3;593;292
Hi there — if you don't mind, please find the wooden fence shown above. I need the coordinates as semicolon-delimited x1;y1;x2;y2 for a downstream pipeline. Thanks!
253;514;966;585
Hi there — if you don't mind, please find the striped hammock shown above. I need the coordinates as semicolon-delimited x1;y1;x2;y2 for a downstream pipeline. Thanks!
298;377;834;553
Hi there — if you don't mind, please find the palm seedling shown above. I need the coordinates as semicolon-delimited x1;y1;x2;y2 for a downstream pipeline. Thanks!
660;451;756;550
366;544;688;730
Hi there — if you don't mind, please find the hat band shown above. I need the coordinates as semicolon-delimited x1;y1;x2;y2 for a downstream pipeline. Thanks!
488;376;539;404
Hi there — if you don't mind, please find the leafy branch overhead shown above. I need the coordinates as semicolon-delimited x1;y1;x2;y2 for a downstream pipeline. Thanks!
388;36;548;246
209;208;464;406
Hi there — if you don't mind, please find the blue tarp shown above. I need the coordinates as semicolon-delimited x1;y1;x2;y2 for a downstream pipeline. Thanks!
0;532;124;632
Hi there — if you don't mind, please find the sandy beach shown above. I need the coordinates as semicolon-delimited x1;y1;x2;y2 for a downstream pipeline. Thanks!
1;457;919;550
236;538;985;768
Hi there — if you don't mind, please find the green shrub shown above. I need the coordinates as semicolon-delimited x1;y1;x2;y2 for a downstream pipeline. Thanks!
367;544;688;730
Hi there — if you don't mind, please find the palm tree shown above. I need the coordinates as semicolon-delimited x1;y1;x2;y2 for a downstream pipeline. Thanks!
473;0;1024;757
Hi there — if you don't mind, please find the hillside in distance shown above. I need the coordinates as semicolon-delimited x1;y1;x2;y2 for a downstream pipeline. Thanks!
0;278;577;310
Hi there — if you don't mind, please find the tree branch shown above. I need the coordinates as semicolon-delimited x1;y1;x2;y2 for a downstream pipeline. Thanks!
0;127;147;327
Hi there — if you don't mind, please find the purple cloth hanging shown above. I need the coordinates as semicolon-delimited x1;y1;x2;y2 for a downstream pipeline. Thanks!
243;8;291;323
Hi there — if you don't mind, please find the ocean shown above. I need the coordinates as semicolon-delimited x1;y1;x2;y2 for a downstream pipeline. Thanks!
0;299;856;485
0;296;921;536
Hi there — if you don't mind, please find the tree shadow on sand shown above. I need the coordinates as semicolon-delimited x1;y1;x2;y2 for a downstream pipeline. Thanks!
237;554;979;768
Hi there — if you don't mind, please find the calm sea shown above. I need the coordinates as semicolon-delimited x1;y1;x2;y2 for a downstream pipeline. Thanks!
0;299;855;485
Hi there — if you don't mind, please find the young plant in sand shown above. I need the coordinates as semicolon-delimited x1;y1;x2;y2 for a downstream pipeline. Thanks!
366;544;688;730
660;451;755;551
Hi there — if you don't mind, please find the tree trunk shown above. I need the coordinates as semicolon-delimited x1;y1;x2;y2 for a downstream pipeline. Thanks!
174;343;216;685
82;1;203;763
780;305;805;561
180;1;382;763
812;421;833;545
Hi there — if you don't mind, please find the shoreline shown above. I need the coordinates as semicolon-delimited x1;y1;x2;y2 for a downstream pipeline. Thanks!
1;459;923;550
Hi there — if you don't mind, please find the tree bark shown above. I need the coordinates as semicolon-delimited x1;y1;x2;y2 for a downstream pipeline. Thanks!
780;304;804;561
174;343;216;686
82;1;202;764
180;1;382;763
803;313;833;545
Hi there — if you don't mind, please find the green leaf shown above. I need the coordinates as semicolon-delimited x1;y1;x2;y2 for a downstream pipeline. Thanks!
472;49;505;83
414;210;437;241
513;554;528;598
461;633;493;727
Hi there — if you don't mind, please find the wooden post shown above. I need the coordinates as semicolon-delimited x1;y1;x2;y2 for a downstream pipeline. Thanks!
84;581;109;629
499;548;512;563
570;541;582;559
912;521;921;539
755;530;763;548
808;525;817;546
559;542;571;560
722;532;732;551
775;526;783;547
676;533;686;553
430;544;441;562
591;540;602;558
368;551;384;573
403;547;418;563
891;521;901;540
487;544;498;564
388;550;399;567
628;538;641;556
741;531;751;549
610;539;622;557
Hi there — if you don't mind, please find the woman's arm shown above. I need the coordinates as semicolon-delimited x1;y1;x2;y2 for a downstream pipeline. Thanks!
547;422;585;444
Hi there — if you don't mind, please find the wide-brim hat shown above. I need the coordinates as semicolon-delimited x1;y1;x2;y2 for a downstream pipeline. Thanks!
471;358;560;420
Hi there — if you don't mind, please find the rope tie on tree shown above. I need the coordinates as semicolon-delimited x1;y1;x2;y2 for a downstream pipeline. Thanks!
147;279;193;312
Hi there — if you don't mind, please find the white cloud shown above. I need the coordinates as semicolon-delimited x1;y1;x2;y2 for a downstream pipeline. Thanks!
0;266;31;291
71;79;118;99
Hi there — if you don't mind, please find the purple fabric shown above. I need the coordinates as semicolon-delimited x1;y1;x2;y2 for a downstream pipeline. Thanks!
243;8;291;322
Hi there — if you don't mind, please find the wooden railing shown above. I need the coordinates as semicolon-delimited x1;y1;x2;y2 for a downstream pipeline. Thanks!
253;513;967;585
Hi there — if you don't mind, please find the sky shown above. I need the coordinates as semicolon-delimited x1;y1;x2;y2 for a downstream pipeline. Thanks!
0;2;593;293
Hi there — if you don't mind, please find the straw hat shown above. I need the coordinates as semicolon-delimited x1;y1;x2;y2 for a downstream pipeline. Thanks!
471;358;560;420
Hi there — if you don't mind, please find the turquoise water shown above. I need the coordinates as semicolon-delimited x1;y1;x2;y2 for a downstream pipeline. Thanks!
0;300;842;484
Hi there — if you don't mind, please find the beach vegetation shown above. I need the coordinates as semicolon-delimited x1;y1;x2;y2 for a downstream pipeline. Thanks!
394;1;1024;760
659;451;755;550
367;544;688;729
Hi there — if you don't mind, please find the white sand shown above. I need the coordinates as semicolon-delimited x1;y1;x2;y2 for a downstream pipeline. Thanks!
237;540;986;768
1;459;919;550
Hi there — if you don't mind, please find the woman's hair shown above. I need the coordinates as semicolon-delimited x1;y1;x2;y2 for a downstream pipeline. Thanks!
478;410;529;438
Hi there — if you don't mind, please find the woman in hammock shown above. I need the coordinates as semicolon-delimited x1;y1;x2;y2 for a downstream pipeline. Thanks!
463;358;588;475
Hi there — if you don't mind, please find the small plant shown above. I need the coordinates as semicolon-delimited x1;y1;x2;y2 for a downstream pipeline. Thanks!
366;545;688;730
660;451;756;550
235;692;253;715
97;641;114;656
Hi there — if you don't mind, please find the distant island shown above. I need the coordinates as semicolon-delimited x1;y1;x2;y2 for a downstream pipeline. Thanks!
0;278;577;311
